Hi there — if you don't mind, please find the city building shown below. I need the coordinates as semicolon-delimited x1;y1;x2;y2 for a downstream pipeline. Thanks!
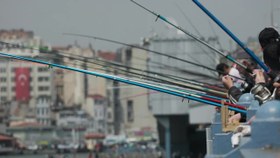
36;95;55;126
0;29;55;127
145;32;221;157
115;46;157;137
53;45;117;134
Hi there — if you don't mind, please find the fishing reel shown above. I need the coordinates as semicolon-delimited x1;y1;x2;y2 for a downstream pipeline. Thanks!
250;83;272;104
250;72;280;104
240;75;255;93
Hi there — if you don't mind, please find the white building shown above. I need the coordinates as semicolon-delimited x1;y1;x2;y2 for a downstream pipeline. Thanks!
36;96;54;126
56;109;92;128
116;46;157;136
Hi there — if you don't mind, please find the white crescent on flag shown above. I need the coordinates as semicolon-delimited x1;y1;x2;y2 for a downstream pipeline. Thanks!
18;74;27;86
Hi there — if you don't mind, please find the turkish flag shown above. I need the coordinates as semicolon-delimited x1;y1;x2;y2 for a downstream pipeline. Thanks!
15;68;30;101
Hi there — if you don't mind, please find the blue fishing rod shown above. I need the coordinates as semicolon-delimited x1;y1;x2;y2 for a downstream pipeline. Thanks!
192;0;269;72
130;0;251;73
0;41;228;95
0;51;246;113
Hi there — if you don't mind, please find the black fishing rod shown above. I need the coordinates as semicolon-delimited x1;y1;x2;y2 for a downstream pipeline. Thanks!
62;33;245;81
63;33;218;72
90;56;226;92
63;48;225;86
130;0;252;74
47;48;227;93
39;50;227;96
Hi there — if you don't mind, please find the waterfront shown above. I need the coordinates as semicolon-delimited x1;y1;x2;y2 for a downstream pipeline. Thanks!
1;153;89;158
1;152;160;158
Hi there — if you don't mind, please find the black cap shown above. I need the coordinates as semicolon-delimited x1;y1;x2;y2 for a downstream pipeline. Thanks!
259;27;280;48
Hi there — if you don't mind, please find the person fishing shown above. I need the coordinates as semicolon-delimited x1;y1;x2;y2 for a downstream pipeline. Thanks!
219;52;258;122
257;27;280;100
216;63;242;82
223;27;280;104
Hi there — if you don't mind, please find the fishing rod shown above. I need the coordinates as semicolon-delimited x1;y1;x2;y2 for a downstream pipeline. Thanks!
63;33;245;81
130;0;252;74
117;87;202;102
78;53;225;91
0;41;228;99
40;52;229;101
40;50;228;96
174;2;220;62
17;46;227;98
0;51;246;113
132;78;243;109
51;49;228;95
0;41;227;93
0;40;234;82
56;49;220;83
63;33;218;73
192;0;269;72
130;77;228;102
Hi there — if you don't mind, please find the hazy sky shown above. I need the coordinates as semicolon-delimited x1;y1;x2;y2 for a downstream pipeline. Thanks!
0;0;279;51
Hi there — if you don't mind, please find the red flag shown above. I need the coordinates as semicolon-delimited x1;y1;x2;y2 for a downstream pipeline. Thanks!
15;68;30;101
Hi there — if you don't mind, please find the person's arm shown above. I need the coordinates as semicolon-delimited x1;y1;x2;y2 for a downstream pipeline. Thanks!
222;76;243;103
273;82;280;88
228;86;243;104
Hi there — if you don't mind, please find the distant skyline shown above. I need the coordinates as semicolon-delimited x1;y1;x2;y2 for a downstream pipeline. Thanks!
0;0;279;51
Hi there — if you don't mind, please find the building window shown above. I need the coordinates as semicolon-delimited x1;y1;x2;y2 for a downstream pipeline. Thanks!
107;112;112;119
38;77;43;82
0;68;6;73
0;77;6;82
11;77;15;82
57;86;63;96
94;99;104;105
0;87;7;92
11;87;15;91
127;100;134;122
38;77;49;82
0;97;6;101
38;67;48;72
38;86;49;91
125;49;132;61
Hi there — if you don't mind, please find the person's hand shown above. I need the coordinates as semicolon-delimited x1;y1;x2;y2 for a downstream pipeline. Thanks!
273;82;280;88
228;113;241;123
253;69;265;84
222;75;234;89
